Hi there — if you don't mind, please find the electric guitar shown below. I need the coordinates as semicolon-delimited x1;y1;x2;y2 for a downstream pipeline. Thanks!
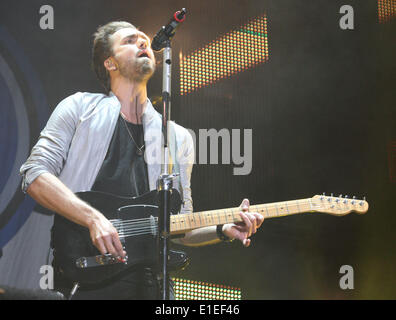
51;190;368;285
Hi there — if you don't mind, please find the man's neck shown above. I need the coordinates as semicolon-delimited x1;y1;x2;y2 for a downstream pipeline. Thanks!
111;78;148;124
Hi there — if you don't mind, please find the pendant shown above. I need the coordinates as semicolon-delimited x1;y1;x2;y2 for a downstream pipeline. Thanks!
136;148;144;156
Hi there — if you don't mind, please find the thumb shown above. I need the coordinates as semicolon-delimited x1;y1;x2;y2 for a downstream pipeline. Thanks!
241;198;250;211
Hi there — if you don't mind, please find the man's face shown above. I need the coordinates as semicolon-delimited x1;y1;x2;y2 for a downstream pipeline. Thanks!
109;27;156;82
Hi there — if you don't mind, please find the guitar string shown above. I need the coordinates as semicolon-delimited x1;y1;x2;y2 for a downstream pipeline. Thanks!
111;199;351;234
110;200;319;228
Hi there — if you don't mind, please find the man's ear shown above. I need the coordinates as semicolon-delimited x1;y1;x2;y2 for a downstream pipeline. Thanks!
104;58;117;71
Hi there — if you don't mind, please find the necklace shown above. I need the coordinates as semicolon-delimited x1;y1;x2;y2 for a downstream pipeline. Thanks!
120;112;145;156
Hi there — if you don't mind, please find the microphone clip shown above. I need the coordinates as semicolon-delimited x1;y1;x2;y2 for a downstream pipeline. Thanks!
151;8;186;51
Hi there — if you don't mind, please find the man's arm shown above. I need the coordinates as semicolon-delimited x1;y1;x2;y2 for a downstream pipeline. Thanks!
173;128;264;247
27;172;125;257
173;199;264;247
20;92;125;258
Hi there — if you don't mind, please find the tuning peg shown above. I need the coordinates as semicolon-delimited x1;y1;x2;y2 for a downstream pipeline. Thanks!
320;192;325;200
352;196;356;205
343;195;348;204
359;196;366;206
331;193;334;197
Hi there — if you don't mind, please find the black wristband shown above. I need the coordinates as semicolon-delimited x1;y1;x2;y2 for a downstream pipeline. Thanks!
216;224;233;242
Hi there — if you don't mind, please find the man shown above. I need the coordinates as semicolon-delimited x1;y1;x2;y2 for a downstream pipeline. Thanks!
20;21;263;299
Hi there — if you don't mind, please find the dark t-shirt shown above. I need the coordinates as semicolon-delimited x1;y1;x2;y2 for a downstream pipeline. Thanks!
91;114;149;197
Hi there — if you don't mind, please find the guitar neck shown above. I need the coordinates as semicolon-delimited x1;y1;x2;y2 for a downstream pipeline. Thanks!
170;198;314;234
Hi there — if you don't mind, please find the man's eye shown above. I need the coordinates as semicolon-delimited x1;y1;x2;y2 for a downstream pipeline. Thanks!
126;38;136;44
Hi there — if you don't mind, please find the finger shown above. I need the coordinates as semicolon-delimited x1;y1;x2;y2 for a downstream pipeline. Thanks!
255;213;264;228
94;237;107;256
103;235;118;257
244;212;257;234
112;232;125;257
243;238;251;247
249;213;257;234
240;198;250;212
240;211;252;237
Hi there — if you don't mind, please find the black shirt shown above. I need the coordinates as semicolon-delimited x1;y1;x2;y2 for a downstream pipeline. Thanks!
91;114;149;197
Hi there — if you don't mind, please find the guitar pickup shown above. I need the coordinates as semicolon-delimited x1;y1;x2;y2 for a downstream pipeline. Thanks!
76;254;128;269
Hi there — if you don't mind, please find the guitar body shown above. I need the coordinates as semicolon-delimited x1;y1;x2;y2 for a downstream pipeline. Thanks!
51;189;186;285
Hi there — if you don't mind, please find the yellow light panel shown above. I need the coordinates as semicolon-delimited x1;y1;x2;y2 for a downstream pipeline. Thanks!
378;0;396;23
172;277;242;300
180;14;269;95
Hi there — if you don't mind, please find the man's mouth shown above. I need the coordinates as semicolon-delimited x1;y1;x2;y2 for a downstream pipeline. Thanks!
138;51;149;58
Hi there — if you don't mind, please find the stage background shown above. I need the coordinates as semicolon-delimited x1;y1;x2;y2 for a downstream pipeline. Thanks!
0;0;395;299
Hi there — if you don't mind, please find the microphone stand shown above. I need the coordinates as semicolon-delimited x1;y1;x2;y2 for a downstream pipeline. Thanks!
154;8;186;300
156;38;174;301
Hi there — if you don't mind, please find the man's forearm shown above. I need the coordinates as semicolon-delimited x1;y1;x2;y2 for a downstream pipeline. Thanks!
27;172;101;228
173;226;225;247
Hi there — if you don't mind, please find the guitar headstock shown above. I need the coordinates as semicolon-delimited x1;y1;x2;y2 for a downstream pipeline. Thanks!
311;194;369;216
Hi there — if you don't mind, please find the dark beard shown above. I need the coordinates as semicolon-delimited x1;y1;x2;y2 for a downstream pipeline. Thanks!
118;57;155;82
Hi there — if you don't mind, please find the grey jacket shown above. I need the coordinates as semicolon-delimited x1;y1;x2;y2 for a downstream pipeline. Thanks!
20;92;194;214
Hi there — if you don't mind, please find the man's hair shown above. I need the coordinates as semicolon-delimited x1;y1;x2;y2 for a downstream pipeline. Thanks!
92;21;136;94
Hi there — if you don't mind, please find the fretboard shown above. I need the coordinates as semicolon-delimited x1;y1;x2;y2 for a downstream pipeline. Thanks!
170;198;314;234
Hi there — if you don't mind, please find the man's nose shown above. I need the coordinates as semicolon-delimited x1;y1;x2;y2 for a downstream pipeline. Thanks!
138;38;148;49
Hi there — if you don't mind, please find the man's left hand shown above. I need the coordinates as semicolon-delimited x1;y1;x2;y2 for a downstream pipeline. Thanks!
222;199;264;247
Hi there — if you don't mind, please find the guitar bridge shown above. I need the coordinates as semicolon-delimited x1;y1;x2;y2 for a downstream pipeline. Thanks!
76;253;128;269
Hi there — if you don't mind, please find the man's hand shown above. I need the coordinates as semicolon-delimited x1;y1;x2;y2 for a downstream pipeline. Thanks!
222;199;264;247
88;211;126;259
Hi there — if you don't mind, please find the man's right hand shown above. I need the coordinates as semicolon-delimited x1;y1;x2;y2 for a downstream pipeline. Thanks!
88;211;126;258
26;173;127;258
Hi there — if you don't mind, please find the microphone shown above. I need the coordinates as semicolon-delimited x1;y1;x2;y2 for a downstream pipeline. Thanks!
151;8;186;51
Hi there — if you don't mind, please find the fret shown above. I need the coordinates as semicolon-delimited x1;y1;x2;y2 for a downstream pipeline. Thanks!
285;201;290;215
179;215;186;230
222;209;228;224
264;204;270;218
275;203;280;216
197;211;203;227
295;200;301;213
308;198;313;211
277;203;286;216
210;210;217;225
200;211;206;227
187;213;194;229
215;210;221;225
206;211;213;225
230;209;236;223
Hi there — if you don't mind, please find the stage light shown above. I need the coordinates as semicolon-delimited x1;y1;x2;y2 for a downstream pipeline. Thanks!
378;0;396;23
180;14;269;95
172;277;242;300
